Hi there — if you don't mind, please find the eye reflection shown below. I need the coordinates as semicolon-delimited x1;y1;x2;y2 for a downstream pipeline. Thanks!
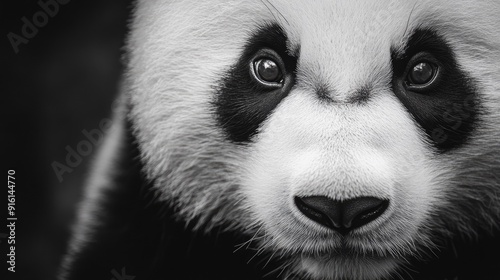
254;58;282;84
408;61;436;85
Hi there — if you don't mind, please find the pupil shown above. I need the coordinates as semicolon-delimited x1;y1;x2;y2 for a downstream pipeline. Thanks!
257;59;280;82
410;62;434;84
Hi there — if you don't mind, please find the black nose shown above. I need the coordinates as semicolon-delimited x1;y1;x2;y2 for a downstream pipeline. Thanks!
294;196;389;234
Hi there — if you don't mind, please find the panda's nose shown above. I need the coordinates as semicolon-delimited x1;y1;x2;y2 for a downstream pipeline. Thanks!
294;196;389;234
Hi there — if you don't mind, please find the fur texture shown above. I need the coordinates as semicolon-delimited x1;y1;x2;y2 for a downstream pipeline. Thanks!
61;1;500;279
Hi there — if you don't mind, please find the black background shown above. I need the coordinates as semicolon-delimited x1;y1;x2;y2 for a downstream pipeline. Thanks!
2;1;133;279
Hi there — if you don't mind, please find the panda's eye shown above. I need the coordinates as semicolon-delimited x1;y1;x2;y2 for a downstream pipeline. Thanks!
255;58;282;83
408;61;436;85
250;49;284;87
404;53;439;90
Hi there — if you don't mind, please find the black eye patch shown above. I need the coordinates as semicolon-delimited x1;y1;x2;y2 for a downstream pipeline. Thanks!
391;29;481;153
213;23;298;143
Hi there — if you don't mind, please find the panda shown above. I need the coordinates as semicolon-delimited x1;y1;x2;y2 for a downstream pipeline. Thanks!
59;0;500;279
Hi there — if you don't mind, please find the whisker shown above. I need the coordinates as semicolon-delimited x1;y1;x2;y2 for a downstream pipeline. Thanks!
263;250;277;268
403;1;419;38
260;0;289;25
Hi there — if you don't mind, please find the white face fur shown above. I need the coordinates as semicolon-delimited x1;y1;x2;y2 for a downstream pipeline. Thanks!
126;0;500;279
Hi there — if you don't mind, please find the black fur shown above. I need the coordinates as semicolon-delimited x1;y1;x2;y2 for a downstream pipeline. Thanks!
391;28;481;153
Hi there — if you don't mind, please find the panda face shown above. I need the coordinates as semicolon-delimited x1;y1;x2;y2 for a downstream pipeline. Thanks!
127;0;500;279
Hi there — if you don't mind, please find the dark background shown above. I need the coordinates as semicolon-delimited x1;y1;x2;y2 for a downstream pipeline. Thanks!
2;1;133;279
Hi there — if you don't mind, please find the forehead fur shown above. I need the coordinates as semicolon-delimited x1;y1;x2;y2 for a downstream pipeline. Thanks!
128;0;500;113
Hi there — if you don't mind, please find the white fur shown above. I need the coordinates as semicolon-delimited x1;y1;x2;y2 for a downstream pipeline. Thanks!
126;0;500;279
